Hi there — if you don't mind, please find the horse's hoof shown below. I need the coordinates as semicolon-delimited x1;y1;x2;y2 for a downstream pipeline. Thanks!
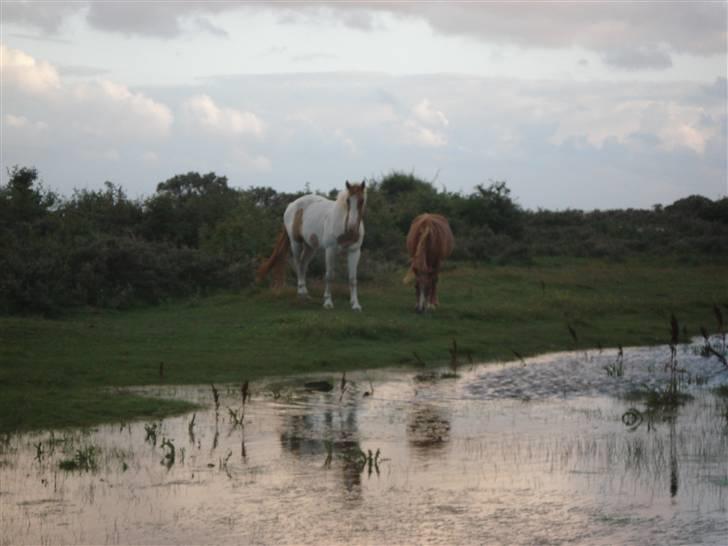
351;304;362;312
323;300;334;309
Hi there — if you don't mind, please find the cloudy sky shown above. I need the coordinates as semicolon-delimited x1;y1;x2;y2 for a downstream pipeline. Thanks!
1;1;726;210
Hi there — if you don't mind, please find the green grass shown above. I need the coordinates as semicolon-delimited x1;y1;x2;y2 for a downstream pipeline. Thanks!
1;257;726;433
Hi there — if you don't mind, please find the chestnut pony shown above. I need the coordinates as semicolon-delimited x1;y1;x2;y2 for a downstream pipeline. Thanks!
257;181;367;311
404;213;454;313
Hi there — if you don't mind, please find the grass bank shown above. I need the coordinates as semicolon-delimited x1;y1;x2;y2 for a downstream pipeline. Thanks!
1;258;726;433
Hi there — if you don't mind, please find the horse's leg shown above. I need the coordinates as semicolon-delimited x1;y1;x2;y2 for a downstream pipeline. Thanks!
347;247;362;311
297;243;316;298
416;278;427;313
290;241;307;298
323;246;335;309
427;272;439;311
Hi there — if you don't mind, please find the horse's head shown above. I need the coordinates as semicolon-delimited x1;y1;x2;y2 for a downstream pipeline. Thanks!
344;180;367;233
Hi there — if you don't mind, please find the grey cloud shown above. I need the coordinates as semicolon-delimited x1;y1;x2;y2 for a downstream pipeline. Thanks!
2;2;83;33
374;2;727;56
602;46;673;71
86;2;189;38
84;1;237;38
5;1;726;62
193;17;229;38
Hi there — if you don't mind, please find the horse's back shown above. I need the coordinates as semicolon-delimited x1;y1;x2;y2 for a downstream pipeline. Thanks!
407;213;454;260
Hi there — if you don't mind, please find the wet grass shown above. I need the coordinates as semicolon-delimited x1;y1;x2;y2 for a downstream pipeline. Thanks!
1;257;726;433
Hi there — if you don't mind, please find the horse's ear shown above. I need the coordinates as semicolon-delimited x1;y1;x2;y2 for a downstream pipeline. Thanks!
345;180;351;190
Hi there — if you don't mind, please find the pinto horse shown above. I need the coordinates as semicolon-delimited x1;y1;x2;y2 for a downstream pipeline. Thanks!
256;181;367;311
404;213;454;313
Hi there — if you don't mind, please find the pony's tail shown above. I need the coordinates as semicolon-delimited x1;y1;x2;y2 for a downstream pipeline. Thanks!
403;224;431;284
256;225;290;289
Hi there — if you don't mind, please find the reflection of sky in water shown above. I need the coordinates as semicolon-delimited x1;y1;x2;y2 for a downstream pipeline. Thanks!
1;339;727;545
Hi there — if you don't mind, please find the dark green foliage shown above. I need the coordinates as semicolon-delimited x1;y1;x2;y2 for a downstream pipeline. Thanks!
1;165;727;316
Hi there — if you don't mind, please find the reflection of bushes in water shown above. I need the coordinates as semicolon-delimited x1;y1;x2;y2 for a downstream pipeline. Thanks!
407;404;451;449
279;405;372;491
279;406;360;457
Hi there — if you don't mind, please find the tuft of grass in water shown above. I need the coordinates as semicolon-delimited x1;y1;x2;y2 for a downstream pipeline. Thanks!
604;345;624;377
58;445;98;472
144;422;158;445
160;438;175;469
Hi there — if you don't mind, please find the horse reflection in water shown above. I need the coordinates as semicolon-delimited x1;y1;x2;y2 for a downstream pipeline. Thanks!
407;403;451;453
279;397;365;494
404;213;454;313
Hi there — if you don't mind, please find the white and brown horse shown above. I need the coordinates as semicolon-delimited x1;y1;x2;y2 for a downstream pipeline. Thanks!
257;181;367;310
404;213;454;313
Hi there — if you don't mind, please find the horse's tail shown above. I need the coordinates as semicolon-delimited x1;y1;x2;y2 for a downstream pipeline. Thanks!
256;225;290;289
404;224;432;284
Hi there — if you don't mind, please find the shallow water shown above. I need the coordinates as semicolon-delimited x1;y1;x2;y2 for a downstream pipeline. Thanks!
2;340;727;545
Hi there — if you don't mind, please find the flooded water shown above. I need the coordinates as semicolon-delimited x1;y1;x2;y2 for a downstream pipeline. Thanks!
2;340;727;545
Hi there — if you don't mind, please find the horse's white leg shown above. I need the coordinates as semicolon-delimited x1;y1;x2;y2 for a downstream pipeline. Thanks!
323;246;335;309
298;244;316;298
417;283;426;313
290;241;307;297
347;247;362;311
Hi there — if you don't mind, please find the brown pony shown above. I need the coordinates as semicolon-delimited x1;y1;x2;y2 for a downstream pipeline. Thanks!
404;213;454;313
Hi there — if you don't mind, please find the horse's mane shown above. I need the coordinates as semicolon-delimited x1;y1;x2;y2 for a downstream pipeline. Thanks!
335;190;349;208
404;214;454;283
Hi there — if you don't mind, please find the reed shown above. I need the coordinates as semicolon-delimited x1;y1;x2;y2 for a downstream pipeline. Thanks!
714;304;726;352
448;339;459;372
339;372;347;402
210;384;220;416
604;345;624;377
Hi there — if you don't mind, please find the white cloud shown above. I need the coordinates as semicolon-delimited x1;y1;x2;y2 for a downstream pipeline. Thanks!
1;43;174;185
183;94;263;137
537;91;717;155
71;80;173;138
334;129;358;155
0;43;60;94
413;98;448;127
5;114;48;131
403;120;447;148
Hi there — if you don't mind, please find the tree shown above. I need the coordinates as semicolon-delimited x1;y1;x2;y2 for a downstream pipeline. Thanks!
0;166;57;226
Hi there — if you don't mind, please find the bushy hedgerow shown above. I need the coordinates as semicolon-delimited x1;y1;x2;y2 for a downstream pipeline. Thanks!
1;166;726;315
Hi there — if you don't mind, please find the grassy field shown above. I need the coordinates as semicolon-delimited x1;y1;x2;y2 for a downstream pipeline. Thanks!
1;257;726;433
